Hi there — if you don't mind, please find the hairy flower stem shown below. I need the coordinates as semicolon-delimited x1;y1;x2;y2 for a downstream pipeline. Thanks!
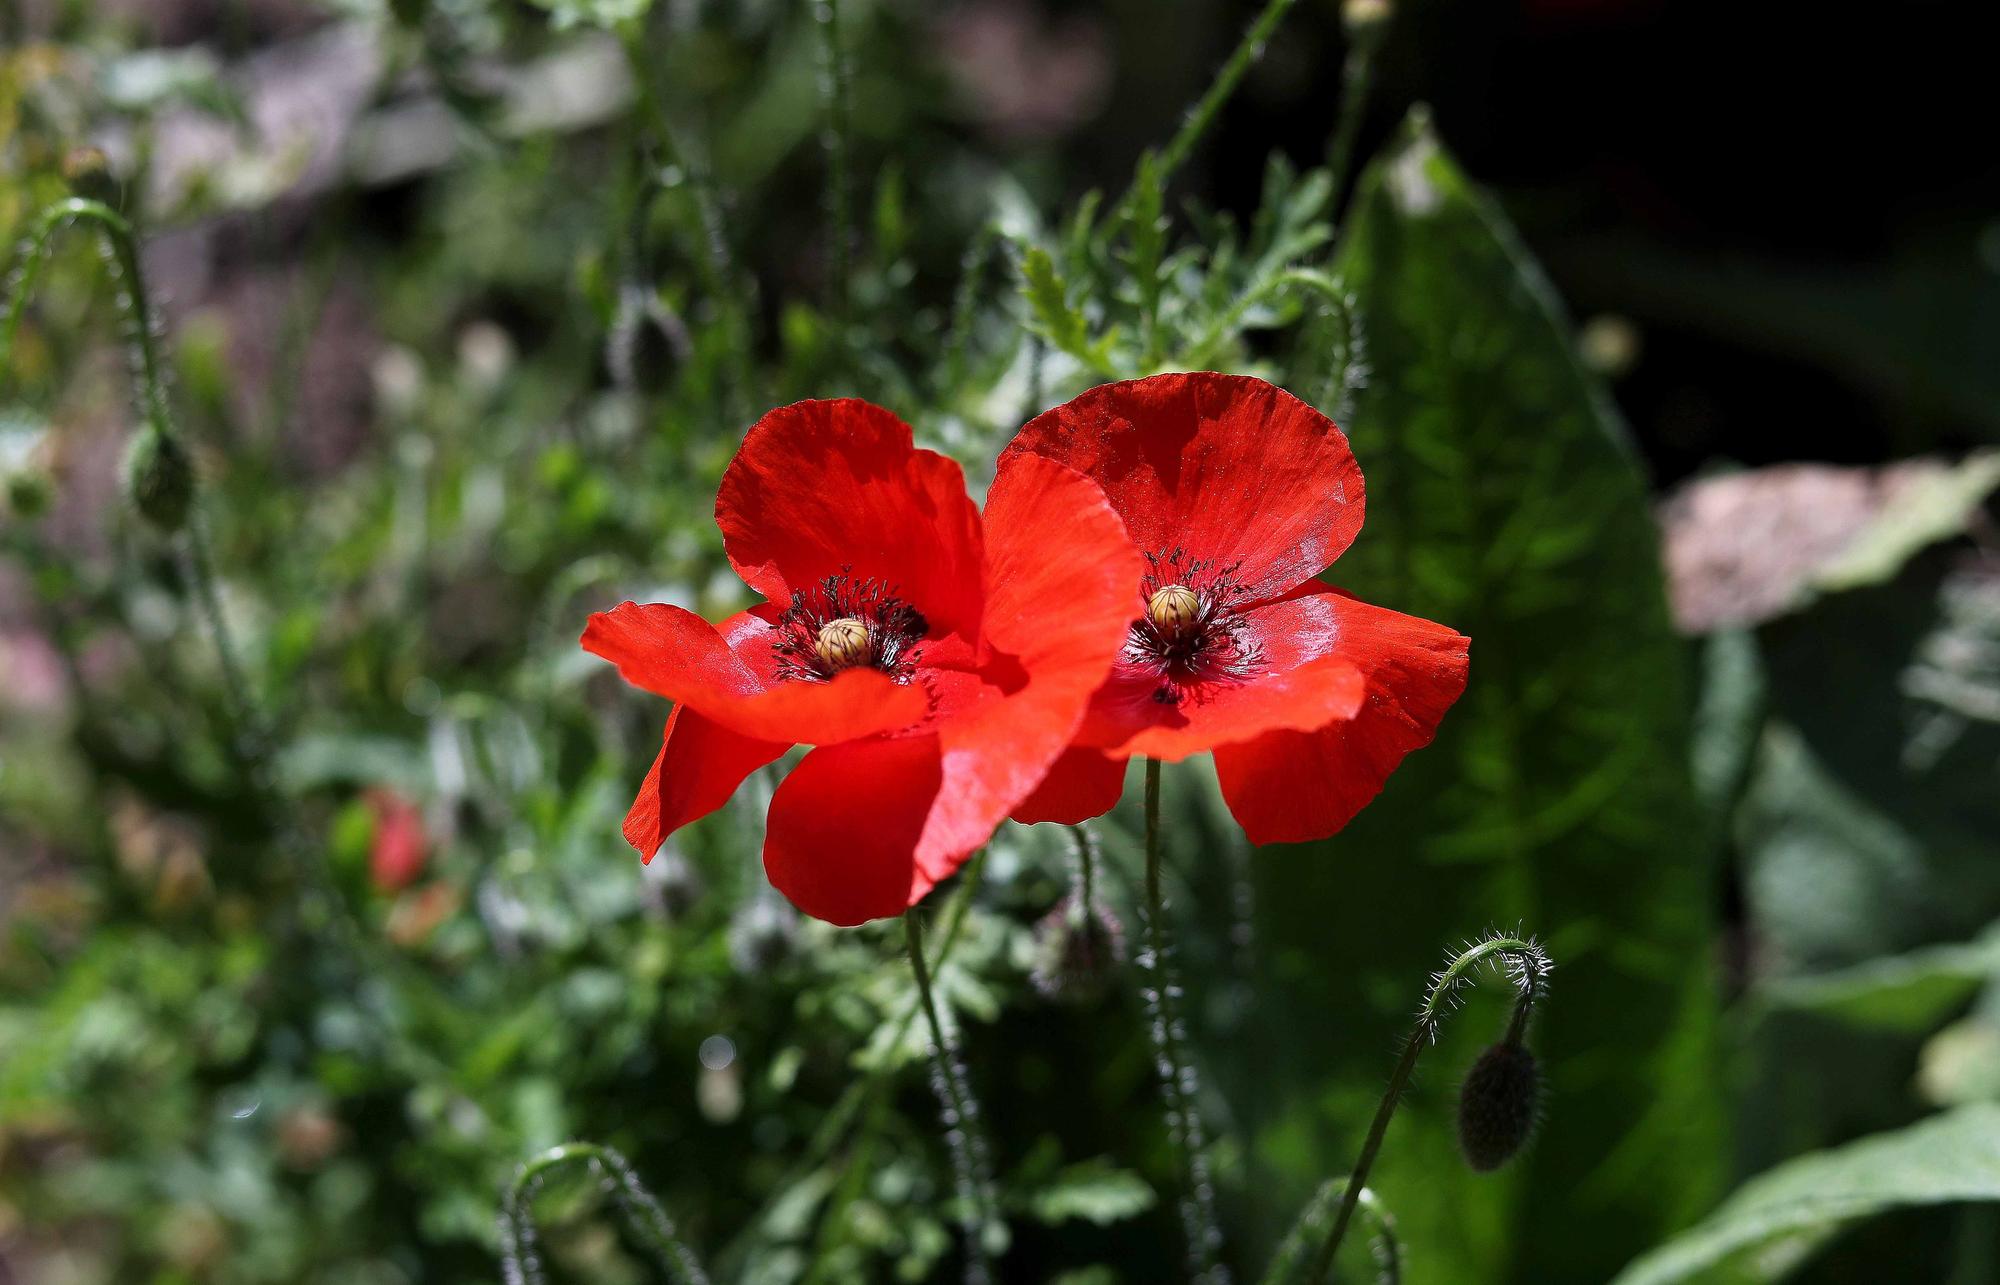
811;0;855;324
503;1142;708;1285
1143;758;1230;1283
1111;0;1301;227
1069;823;1099;922
5;201;274;769
906;909;997;1283
1306;934;1550;1283
1325;8;1391;218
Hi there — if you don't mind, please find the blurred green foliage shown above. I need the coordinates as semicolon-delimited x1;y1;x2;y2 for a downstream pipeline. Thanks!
4;1;2000;1283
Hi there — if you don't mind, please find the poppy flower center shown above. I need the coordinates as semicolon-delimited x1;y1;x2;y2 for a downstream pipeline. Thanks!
1126;550;1261;705
815;617;871;669
773;571;927;684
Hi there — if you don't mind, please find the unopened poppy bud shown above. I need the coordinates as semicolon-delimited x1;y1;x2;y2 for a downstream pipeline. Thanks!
1031;895;1125;1003
124;429;195;533
1457;1039;1540;1172
815;617;871;670
1343;0;1392;32
6;469;51;519
1146;584;1202;638
62;146;124;209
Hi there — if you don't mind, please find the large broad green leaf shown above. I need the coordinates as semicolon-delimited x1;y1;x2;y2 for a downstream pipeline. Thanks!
1609;1104;2000;1285
1229;112;1726;1283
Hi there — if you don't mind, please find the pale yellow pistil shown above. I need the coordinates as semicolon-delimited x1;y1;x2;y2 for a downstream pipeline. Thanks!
815;617;872;670
1147;584;1202;638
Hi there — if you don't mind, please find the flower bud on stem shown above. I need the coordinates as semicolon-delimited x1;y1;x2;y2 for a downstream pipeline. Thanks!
1301;932;1552;1283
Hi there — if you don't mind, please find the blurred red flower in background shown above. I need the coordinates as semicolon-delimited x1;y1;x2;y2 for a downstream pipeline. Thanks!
366;788;428;893
584;399;1139;926
1005;372;1470;845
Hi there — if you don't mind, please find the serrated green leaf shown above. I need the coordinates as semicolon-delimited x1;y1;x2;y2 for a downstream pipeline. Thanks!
1019;246;1122;377
1610;1104;2000;1285
1237;111;1725;1283
1755;926;2000;1034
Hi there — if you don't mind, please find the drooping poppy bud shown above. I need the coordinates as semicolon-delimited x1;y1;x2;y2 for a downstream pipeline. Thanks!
1457;1039;1540;1172
124;429;195;533
1031;895;1125;1003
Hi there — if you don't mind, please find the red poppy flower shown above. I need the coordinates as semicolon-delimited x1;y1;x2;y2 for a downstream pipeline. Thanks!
1004;372;1470;844
583;399;1141;926
366;788;428;893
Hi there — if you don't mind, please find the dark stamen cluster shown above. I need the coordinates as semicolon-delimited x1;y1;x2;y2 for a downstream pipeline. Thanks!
1128;548;1262;705
772;570;928;683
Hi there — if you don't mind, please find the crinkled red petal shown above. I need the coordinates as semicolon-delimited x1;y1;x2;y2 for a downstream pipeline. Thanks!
1002;372;1364;603
716;398;986;641
1212;589;1470;844
621;707;788;859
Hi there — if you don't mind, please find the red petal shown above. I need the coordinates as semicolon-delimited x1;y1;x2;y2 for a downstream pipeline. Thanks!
1073;583;1372;760
1011;747;1128;825
1212;589;1470;844
716;399;986;641
918;453;1143;858
763;734;943;926
1002;373;1365;603
582;600;927;744
621;707;788;859
761;454;1143;925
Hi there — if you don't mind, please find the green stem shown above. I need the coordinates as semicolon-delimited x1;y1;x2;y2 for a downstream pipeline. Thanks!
1143;758;1228;1282
1070;824;1098;923
618;27;755;425
1109;0;1300;225
906;909;997;1283
503;1142;708;1285
811;0;855;324
1325;12;1390;218
3;199;167;431
183;516;262;762
1306;935;1549;1283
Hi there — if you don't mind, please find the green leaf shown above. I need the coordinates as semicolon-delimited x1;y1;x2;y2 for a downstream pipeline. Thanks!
1019;246;1122;378
1814;450;2000;592
1755;926;2000;1034
1610;1104;2000;1285
1026;1159;1157;1227
1235;110;1726;1283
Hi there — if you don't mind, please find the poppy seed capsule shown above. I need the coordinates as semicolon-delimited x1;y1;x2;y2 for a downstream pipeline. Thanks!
814;617;871;670
1457;1040;1541;1172
1146;584;1202;638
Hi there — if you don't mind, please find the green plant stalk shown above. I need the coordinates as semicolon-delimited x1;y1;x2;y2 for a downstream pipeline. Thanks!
503;1142;708;1285
617;27;755;425
1070;823;1098;923
906;907;998;1282
1306;935;1548;1282
812;0;855;323
1259;1179;1400;1285
1325;15;1390;217
4;199;262;752
1143;757;1229;1282
1109;0;1301;226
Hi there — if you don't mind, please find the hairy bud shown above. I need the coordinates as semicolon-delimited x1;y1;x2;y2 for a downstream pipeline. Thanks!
6;468;52;519
1342;0;1392;33
124;429;195;533
1457;1039;1540;1172
62;146;124;210
1031;895;1125;1003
